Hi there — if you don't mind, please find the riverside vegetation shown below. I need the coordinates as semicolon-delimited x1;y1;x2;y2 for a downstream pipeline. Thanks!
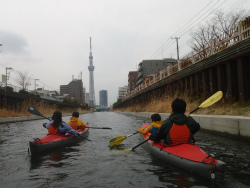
0;100;90;118
1;95;250;118
113;94;250;117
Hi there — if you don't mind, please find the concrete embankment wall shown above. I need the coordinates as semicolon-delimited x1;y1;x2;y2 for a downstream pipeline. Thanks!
118;112;250;141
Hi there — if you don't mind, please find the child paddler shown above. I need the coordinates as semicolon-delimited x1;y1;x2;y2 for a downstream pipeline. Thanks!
137;113;163;135
68;112;87;130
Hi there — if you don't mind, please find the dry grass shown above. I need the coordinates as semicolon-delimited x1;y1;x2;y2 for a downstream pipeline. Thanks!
113;95;250;117
1;96;249;118
0;100;91;118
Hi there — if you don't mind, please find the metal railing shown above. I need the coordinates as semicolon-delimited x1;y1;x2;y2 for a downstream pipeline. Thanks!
123;21;250;100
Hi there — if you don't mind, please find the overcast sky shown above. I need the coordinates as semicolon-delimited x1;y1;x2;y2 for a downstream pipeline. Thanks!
0;0;249;105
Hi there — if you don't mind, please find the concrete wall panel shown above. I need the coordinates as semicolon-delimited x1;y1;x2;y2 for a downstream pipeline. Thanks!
239;118;250;138
118;112;250;141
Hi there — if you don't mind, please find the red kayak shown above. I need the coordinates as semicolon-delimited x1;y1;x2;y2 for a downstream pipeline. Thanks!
139;123;226;181
29;125;89;155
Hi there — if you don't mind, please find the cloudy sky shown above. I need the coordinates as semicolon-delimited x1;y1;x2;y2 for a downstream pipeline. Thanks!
0;0;249;105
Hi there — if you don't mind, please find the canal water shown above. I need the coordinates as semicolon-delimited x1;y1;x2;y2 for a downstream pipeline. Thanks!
0;112;249;188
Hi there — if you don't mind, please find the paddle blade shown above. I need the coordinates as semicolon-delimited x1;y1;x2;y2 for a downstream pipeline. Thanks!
28;107;51;120
199;91;223;109
123;148;133;151
109;136;126;146
28;107;42;116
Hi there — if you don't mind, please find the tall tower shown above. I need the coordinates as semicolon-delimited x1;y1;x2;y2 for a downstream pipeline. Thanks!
88;37;96;107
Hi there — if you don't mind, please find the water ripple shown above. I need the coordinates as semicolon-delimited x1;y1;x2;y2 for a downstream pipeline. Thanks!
0;112;249;188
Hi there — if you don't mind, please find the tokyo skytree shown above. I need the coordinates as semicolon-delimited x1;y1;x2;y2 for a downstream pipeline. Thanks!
88;37;96;107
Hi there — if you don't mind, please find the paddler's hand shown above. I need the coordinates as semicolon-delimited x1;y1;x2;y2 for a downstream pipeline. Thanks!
185;112;190;117
148;135;154;141
137;128;144;134
43;123;47;128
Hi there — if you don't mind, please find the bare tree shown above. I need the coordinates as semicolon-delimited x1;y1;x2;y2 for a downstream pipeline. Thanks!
15;70;32;90
189;9;246;55
211;10;245;40
189;24;212;58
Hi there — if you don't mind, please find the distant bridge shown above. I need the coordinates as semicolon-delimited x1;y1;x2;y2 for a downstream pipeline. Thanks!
95;107;111;111
115;21;250;109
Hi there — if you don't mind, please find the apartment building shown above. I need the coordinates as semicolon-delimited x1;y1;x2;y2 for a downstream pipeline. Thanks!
128;71;138;92
118;85;128;99
60;79;85;104
137;58;176;85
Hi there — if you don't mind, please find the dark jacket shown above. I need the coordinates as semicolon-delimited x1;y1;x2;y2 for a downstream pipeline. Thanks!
149;113;200;143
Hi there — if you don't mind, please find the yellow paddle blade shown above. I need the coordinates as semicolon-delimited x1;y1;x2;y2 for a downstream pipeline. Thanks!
123;148;133;151
199;91;223;108
109;136;126;146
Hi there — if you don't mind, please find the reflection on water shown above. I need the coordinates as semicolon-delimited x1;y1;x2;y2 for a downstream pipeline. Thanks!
109;144;127;151
29;147;80;170
0;112;250;188
148;157;195;188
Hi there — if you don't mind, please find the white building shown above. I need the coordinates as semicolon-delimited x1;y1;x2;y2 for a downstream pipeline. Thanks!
118;86;128;99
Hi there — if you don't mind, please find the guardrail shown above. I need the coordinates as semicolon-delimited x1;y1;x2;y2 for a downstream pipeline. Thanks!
123;20;250;100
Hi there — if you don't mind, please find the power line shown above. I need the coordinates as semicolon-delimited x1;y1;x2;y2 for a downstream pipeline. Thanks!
149;0;222;59
163;0;227;59
149;0;216;59
39;80;58;91
174;0;249;56
0;61;58;91
150;0;241;60
179;0;227;38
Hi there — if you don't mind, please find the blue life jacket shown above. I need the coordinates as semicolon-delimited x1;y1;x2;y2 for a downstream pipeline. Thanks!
151;126;158;134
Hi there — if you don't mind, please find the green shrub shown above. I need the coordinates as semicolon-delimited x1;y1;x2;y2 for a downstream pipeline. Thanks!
19;90;29;94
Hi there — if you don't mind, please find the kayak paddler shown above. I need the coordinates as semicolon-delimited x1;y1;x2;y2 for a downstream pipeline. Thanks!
68;111;87;130
149;98;200;145
137;113;163;135
44;111;79;136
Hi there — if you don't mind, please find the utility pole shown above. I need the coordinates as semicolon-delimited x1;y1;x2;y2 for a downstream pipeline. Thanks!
171;37;180;60
34;79;39;90
5;67;13;96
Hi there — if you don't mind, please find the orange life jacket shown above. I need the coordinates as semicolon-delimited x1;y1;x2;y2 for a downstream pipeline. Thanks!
48;125;59;134
69;121;78;130
166;123;193;145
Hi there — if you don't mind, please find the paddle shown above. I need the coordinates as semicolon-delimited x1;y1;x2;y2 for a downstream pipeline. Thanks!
109;121;151;146
28;107;112;129
109;132;138;146
28;107;91;141
88;127;112;129
124;139;149;151
190;91;223;114
124;91;223;151
28;107;51;120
